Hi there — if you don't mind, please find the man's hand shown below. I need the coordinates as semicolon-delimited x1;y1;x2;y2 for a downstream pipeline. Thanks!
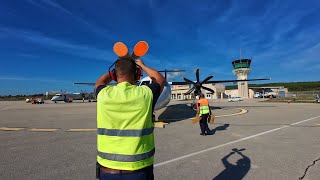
135;59;165;92
135;59;145;69
95;73;112;89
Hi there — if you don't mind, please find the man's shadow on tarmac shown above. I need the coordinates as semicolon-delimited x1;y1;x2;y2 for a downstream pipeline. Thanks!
207;124;230;135
213;148;251;180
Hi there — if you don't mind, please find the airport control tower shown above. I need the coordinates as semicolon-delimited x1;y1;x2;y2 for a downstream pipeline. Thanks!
232;59;251;98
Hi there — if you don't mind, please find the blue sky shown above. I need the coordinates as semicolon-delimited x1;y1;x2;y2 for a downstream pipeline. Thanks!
1;0;320;95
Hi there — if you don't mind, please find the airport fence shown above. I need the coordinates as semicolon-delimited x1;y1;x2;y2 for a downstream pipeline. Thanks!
285;90;320;99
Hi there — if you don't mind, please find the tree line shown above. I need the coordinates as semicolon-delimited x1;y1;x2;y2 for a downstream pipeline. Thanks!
225;81;320;91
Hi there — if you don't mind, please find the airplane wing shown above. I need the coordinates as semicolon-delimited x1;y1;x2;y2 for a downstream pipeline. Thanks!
171;78;271;85
73;82;117;86
73;82;95;85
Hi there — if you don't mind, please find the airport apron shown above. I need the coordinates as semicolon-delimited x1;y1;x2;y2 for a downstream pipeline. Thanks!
97;82;155;170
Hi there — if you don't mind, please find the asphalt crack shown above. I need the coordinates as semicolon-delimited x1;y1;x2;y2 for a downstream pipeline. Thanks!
299;156;320;179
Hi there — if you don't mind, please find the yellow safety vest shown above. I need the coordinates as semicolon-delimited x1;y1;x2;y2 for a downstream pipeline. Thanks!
97;82;154;170
197;98;209;116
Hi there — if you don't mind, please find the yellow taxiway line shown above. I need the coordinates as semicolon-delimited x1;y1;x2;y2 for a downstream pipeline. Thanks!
0;127;25;131
215;108;248;118
1;109;246;132
154;122;169;128
187;108;248;120
67;129;97;132
28;128;59;132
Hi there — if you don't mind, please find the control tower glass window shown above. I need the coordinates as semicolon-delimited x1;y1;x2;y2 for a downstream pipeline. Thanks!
232;59;251;69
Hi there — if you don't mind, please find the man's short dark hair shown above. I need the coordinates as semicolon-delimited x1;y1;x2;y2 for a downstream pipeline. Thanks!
115;58;136;76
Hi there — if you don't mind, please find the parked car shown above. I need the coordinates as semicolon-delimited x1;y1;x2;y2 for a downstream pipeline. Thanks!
262;92;277;98
314;94;320;103
254;92;262;98
31;98;44;104
228;96;243;102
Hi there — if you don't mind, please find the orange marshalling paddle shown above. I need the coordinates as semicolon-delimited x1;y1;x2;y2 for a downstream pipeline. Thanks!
132;41;149;59
113;41;149;59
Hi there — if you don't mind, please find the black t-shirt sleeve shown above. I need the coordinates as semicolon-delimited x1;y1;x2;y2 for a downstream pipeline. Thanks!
95;85;106;96
146;82;161;109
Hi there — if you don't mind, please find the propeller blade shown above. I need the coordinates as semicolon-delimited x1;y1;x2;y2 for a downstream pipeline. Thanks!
194;89;201;96
184;87;195;95
201;85;215;93
183;77;195;84
170;81;190;85
201;75;214;84
196;68;200;82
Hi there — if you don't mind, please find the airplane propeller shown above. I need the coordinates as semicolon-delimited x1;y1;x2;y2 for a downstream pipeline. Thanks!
182;68;215;96
80;90;86;98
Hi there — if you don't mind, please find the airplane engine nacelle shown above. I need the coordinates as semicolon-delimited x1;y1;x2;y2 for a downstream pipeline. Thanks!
154;81;171;111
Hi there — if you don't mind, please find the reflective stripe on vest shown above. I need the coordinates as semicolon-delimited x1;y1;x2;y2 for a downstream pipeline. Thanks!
97;82;154;170
97;148;155;162
97;127;154;136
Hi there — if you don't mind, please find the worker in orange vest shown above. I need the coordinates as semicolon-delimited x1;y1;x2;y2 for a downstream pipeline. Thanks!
196;93;212;136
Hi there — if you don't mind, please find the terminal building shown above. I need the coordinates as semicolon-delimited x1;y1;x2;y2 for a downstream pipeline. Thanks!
170;84;226;100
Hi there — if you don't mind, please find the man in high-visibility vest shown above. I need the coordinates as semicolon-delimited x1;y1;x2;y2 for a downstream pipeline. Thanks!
196;93;212;136
95;58;165;180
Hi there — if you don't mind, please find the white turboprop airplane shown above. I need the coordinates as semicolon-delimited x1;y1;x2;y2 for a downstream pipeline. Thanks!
51;93;83;102
51;91;94;103
73;69;271;110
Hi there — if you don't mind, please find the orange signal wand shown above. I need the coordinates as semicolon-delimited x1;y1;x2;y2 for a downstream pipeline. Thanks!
113;42;129;58
132;41;149;59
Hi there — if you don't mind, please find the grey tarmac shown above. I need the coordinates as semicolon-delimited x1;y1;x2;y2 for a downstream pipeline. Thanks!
0;100;319;180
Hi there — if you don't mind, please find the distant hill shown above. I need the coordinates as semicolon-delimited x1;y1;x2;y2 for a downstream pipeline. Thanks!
225;81;320;91
0;94;45;101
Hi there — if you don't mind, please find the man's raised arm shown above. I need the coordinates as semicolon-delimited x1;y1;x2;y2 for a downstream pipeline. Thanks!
135;59;165;92
95;73;112;89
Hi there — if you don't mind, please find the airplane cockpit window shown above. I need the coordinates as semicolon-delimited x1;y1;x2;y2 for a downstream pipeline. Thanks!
141;81;150;85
